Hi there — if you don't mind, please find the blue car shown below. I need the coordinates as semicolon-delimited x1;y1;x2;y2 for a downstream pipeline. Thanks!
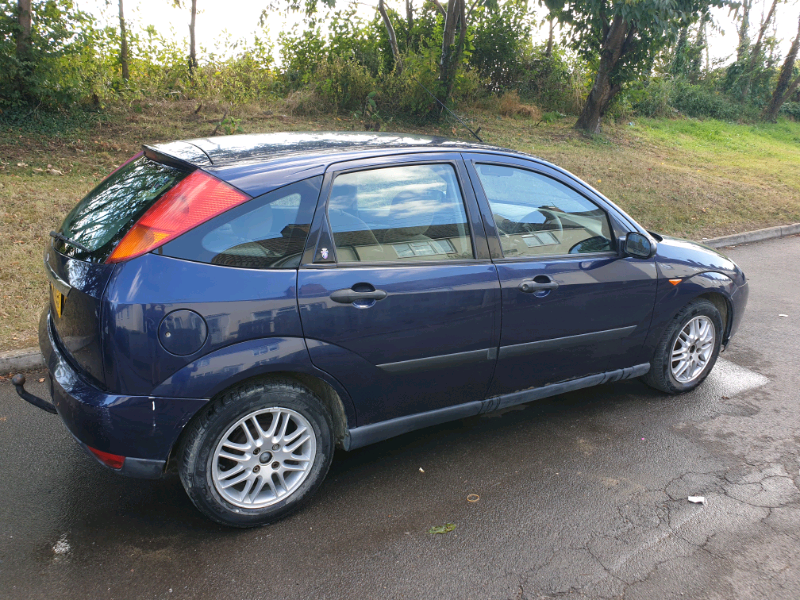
14;132;748;527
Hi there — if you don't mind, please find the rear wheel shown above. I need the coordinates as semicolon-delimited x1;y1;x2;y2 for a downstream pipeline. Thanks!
644;299;723;394
178;379;334;528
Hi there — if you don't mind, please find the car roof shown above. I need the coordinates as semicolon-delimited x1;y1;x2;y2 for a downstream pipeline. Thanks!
144;131;540;197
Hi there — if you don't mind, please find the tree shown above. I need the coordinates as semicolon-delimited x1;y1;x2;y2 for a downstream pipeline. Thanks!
431;0;498;107
763;13;800;121
172;0;198;75
107;0;129;80
16;0;31;61
740;0;780;100
546;0;727;134
377;0;401;68
118;0;129;79
277;0;496;110
735;0;752;63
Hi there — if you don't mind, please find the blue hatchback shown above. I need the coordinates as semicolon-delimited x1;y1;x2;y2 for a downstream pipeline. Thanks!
16;132;748;527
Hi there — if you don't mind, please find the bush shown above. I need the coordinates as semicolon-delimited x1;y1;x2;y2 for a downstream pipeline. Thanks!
669;81;744;121
470;2;532;92
313;56;376;113
516;45;585;114
0;0;110;108
376;50;442;119
781;102;800;121
627;77;674;118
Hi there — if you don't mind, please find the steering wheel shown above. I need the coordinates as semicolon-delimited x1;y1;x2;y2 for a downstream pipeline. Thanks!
568;235;613;254
512;208;563;237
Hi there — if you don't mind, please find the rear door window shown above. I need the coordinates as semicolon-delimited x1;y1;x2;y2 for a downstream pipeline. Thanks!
161;176;322;269
326;164;473;263
57;155;189;262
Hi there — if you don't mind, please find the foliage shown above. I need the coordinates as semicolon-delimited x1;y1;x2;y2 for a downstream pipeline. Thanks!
626;77;674;118
428;523;457;534
548;0;726;89
669;80;747;121
781;101;800;120
314;55;376;112
0;0;111;108
516;44;587;114
2;0;799;128
470;1;532;92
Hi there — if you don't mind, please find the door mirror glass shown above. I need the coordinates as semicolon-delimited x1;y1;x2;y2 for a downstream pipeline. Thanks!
624;232;653;258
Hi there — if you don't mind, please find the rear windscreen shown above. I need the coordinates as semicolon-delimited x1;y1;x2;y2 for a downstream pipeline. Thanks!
56;155;189;262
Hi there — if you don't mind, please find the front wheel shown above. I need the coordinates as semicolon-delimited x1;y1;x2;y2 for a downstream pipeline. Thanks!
643;299;723;394
178;379;334;528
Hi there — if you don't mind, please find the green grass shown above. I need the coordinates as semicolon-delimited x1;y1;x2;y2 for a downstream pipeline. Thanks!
1;102;799;352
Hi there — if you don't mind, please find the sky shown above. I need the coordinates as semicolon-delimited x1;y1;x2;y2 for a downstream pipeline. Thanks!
76;0;800;68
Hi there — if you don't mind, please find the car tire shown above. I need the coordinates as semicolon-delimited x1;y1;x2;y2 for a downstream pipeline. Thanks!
643;299;723;394
178;378;334;528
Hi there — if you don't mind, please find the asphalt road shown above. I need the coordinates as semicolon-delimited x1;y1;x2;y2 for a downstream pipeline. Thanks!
1;236;799;600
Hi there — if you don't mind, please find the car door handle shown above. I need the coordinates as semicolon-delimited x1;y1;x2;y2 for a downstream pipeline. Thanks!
518;278;559;293
330;288;388;304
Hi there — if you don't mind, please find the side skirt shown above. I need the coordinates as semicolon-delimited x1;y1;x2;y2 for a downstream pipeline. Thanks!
344;363;650;451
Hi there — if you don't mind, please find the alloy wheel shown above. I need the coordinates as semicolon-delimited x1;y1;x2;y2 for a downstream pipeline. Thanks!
212;408;317;509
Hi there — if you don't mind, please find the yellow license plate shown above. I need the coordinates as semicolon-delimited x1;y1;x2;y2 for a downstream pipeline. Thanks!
51;283;64;318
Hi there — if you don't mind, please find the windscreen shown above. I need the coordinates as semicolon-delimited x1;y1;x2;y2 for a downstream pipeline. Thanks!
56;155;190;262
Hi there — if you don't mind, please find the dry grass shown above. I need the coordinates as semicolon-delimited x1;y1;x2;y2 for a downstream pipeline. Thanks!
1;100;799;352
498;91;541;120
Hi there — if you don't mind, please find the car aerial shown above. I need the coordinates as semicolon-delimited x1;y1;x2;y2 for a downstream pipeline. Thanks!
13;132;748;527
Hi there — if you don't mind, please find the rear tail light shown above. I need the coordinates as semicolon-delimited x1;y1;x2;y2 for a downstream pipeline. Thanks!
88;446;126;470
107;170;250;263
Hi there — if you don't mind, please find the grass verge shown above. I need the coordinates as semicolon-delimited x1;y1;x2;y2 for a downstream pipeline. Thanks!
1;101;799;352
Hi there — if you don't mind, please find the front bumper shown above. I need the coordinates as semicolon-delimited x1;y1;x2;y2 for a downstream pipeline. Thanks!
38;309;208;478
727;281;749;343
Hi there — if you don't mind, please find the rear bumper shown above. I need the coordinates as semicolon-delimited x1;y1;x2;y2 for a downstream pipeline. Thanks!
38;308;208;478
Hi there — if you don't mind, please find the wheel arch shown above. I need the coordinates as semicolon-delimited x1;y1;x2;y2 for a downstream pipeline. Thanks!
166;369;353;475
696;291;732;344
643;271;736;362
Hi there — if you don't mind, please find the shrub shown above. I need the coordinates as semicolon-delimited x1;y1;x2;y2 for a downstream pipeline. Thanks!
314;56;376;113
669;81;743;121
781;102;800;121
516;45;586;114
627;77;674;118
376;50;442;119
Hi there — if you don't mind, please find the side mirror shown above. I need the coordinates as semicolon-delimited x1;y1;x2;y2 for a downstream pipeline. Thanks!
622;232;654;259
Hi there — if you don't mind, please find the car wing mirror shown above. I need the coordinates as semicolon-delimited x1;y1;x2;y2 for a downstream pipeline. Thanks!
621;232;654;259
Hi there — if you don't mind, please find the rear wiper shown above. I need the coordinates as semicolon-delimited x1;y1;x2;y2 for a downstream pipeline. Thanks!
50;231;90;253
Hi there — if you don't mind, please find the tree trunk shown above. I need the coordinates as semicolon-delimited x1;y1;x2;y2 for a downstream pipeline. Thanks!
438;0;466;107
736;0;752;63
439;0;463;83
692;12;709;78
545;16;554;57
763;15;800;121
188;0;197;76
742;0;779;101
406;0;413;47
16;0;31;61
378;0;401;70
118;0;129;80
671;25;689;75
574;14;629;134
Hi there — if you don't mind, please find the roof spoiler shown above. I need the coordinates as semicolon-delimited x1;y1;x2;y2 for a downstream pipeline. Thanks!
143;141;213;170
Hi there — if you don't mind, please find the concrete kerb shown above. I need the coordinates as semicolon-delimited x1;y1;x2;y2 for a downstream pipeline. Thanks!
2;222;799;375
0;347;44;374
701;222;800;249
